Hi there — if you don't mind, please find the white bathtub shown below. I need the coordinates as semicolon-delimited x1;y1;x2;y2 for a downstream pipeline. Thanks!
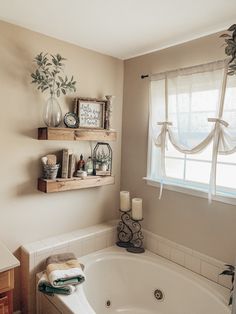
37;247;231;314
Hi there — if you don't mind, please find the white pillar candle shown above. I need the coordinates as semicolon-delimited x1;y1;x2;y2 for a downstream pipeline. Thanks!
132;198;143;220
120;191;130;212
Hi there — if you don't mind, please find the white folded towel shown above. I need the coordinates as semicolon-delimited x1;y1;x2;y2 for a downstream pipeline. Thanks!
46;253;86;287
48;267;85;287
38;272;76;295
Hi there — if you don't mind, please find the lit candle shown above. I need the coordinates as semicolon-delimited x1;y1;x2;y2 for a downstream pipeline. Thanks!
132;198;143;220
120;191;130;212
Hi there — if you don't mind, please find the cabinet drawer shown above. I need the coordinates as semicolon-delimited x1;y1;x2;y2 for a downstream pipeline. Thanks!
0;295;9;314
0;270;14;293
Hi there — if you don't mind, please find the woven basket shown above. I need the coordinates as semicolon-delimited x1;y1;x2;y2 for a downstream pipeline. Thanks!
42;164;60;180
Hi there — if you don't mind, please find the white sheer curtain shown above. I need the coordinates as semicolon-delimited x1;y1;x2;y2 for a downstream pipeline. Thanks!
149;60;236;200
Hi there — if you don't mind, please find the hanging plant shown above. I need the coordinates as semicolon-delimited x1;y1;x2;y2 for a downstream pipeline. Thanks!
220;24;236;75
220;264;235;305
31;52;76;97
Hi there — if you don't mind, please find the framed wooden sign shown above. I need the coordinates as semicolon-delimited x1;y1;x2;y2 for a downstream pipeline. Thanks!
74;98;106;129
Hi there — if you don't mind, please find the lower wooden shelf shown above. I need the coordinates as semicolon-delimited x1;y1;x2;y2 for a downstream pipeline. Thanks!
38;176;115;193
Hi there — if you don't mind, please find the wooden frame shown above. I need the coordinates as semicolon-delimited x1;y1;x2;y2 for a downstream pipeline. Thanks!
74;97;106;129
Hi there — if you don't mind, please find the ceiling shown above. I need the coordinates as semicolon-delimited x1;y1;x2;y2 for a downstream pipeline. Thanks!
0;0;236;60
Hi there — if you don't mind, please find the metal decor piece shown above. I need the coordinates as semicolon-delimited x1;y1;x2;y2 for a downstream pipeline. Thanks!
127;218;145;253
116;210;145;253
116;210;133;248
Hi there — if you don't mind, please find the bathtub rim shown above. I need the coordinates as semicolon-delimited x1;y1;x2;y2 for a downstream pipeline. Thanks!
79;246;230;304
37;246;231;314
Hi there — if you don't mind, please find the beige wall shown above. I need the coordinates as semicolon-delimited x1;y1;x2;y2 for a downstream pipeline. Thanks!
122;32;236;264
0;20;123;310
1;19;236;311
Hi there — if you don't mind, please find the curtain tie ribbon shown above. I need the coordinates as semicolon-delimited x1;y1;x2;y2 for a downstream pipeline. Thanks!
157;121;173;126
208;118;229;127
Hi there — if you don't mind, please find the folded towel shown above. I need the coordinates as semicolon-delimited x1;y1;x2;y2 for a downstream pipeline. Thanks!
46;252;85;287
38;272;76;296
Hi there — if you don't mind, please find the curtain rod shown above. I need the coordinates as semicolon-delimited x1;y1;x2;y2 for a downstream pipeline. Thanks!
141;74;149;79
140;59;228;80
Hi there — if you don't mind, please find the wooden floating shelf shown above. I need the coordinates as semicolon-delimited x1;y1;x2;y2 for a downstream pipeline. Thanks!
38;176;115;193
38;127;117;141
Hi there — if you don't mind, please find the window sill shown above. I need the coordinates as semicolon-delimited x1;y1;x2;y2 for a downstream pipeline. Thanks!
143;177;236;206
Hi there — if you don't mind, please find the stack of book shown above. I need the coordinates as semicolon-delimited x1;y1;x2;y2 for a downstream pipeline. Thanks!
61;149;76;179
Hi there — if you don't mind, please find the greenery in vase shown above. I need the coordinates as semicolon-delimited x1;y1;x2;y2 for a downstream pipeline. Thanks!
31;52;76;97
220;24;236;75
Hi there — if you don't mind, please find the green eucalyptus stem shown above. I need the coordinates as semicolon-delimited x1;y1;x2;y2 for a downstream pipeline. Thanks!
31;52;77;98
51;64;58;96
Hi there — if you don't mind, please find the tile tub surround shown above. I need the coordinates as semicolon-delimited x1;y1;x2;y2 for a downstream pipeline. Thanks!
20;222;117;314
143;230;232;290
21;222;231;314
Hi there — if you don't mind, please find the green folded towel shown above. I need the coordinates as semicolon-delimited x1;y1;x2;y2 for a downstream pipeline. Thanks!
53;277;82;286
38;272;76;296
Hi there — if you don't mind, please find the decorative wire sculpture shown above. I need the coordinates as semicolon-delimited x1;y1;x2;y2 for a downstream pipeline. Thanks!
116;211;133;248
116;210;145;253
92;142;112;176
127;218;145;254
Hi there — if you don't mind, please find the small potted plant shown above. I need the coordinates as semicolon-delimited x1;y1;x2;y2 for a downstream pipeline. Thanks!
96;150;111;171
220;264;235;305
92;143;112;176
220;24;236;75
31;53;77;127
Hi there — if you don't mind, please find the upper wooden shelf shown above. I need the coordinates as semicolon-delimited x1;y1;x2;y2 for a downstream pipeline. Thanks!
38;127;117;141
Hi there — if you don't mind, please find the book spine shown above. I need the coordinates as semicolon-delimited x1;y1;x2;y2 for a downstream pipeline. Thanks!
61;149;69;178
68;154;75;178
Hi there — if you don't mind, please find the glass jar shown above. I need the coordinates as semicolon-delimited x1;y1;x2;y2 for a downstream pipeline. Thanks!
85;157;93;175
43;95;62;127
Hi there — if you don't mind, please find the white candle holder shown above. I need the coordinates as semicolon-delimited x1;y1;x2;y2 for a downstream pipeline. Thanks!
116;210;145;253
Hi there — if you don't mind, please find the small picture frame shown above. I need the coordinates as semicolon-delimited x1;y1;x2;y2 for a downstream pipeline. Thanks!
74;98;106;129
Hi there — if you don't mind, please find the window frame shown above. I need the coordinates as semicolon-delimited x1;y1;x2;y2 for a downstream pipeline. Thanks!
144;176;236;206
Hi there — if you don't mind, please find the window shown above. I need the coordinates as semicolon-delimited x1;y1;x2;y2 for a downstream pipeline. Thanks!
147;60;236;203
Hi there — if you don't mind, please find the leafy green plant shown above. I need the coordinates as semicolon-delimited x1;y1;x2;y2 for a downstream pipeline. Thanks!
31;52;76;97
220;264;235;305
220;24;236;75
95;150;111;164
